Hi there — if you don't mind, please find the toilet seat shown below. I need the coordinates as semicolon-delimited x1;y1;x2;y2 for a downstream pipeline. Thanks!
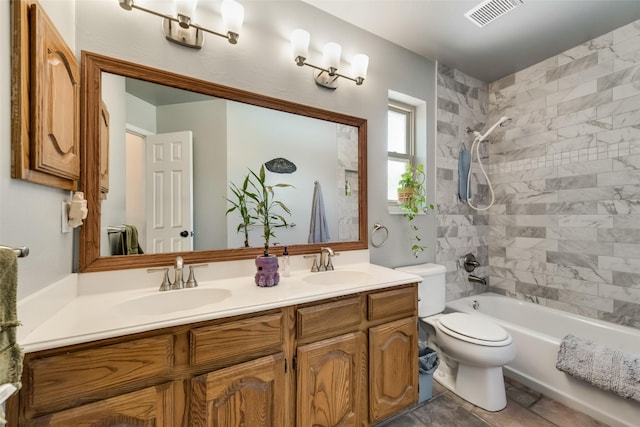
436;313;512;347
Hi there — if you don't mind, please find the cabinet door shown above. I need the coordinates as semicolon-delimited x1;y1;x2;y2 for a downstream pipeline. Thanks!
190;353;286;427
26;382;174;427
369;317;418;424
296;332;366;427
30;1;80;184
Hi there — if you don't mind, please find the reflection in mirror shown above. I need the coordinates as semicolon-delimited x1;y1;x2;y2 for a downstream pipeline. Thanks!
100;74;360;256
80;51;368;272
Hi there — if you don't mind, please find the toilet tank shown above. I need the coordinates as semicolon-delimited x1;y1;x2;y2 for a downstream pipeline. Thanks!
395;263;447;317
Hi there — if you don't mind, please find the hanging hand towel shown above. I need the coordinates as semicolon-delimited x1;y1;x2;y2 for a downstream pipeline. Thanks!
125;225;144;255
458;148;471;201
308;181;330;243
0;248;24;409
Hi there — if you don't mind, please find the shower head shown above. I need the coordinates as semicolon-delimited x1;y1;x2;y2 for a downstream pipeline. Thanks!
498;116;512;127
477;116;512;142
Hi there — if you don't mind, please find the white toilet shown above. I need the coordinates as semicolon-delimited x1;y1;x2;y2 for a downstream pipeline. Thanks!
396;263;516;411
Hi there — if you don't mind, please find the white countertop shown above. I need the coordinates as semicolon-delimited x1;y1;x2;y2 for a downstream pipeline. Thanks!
18;257;422;353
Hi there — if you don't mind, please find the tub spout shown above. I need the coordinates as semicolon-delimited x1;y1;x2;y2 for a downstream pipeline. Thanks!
468;274;486;286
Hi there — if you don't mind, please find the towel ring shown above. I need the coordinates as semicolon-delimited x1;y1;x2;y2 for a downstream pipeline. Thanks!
371;223;389;248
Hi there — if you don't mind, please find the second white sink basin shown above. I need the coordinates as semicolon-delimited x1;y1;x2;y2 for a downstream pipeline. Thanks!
302;270;373;286
117;288;232;316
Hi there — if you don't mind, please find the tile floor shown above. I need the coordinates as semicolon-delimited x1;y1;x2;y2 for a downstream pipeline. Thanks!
378;377;609;427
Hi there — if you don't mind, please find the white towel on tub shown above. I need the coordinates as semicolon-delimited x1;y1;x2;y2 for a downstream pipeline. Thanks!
556;334;640;403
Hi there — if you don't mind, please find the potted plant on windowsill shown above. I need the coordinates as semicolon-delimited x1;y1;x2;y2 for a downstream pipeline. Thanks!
227;164;293;287
397;163;434;257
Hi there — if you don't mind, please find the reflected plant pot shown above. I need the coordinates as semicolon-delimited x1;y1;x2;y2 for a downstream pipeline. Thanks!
255;255;280;287
397;188;414;204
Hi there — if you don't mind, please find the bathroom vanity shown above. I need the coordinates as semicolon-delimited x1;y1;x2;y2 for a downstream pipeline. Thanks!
10;263;420;426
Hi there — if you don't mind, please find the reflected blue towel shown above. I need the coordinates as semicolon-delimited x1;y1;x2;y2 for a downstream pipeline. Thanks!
458;149;471;201
308;181;330;243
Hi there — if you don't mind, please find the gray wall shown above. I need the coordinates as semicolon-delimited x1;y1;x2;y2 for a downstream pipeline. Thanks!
2;0;437;300
1;0;76;299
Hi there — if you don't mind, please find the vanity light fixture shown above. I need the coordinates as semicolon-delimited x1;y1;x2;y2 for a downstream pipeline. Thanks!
118;0;244;49
290;29;369;89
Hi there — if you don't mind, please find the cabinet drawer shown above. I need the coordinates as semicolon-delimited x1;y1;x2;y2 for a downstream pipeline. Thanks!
27;335;174;416
190;312;283;368
368;286;417;321
297;297;362;340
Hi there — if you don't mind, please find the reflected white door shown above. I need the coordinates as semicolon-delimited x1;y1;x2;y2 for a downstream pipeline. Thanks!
145;131;194;253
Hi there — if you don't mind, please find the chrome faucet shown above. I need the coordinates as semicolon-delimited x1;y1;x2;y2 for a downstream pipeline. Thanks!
147;256;201;291
468;274;487;286
320;247;338;271
173;256;185;289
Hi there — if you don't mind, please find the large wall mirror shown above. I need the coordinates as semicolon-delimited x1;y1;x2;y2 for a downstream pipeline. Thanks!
80;51;368;272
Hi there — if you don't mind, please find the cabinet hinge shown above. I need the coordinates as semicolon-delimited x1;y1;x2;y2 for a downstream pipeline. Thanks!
292;356;297;371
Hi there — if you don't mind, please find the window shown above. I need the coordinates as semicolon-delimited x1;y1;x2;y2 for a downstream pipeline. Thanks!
387;102;415;202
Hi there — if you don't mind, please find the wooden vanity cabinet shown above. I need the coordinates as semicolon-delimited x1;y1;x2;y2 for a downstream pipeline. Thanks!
367;286;419;424
13;284;418;427
295;297;368;426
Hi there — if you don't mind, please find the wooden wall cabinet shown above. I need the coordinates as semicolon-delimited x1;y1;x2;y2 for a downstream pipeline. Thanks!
11;0;80;190
12;284;418;426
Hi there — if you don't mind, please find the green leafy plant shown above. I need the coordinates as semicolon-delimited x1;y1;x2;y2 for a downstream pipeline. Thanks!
225;174;254;248
397;163;434;257
226;164;293;256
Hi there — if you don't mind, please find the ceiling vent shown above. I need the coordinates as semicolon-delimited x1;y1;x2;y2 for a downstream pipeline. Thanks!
465;0;523;28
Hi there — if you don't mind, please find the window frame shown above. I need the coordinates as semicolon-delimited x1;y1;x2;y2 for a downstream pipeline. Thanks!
387;101;416;204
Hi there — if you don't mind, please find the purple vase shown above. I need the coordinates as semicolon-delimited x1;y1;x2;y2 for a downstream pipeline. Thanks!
255;255;280;287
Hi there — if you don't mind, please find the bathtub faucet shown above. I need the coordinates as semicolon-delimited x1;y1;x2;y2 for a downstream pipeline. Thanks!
468;274;486;286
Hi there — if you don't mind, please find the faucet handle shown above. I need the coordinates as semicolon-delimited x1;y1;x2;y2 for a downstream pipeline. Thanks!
185;264;207;288
147;267;172;291
325;251;340;271
303;255;319;272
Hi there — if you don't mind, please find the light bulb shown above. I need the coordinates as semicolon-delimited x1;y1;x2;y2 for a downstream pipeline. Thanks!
351;53;369;83
221;0;244;36
322;42;342;73
175;0;197;18
291;29;310;64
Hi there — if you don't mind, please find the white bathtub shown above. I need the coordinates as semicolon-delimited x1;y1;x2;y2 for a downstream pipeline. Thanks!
445;292;640;427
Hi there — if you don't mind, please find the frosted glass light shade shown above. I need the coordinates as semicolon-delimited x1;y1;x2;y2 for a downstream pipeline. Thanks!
291;29;310;61
322;42;342;71
221;0;244;35
175;0;197;18
351;54;369;79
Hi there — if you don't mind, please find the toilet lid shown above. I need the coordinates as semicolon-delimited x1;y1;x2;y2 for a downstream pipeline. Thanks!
438;312;509;342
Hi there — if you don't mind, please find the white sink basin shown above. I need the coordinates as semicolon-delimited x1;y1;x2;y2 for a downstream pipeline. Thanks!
117;288;232;316
302;270;373;286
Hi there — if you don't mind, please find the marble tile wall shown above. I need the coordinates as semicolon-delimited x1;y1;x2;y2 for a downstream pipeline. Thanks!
435;65;491;300
487;19;640;328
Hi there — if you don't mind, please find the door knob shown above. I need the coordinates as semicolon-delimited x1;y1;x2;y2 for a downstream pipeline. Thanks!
180;230;189;237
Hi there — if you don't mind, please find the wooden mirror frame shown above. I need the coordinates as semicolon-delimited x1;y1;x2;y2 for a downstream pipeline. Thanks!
79;51;368;273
